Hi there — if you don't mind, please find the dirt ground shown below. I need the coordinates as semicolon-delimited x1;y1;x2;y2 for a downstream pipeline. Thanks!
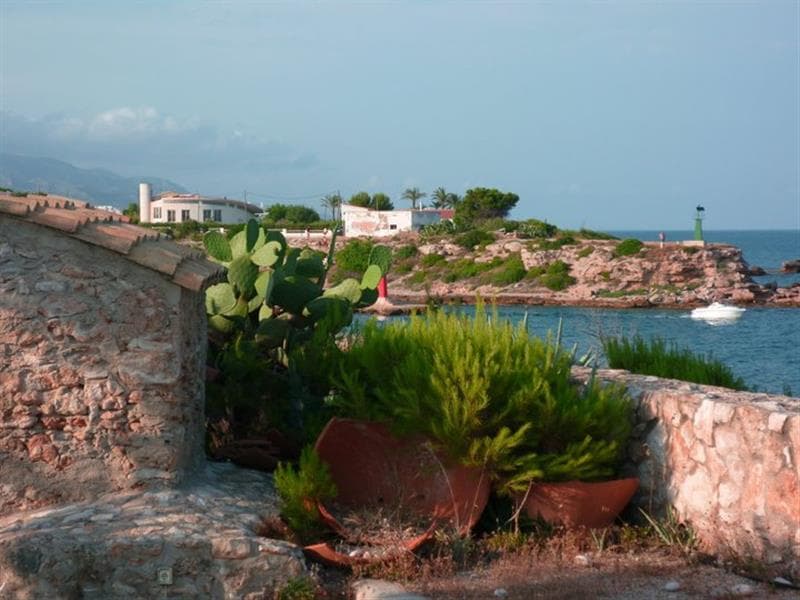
310;540;798;599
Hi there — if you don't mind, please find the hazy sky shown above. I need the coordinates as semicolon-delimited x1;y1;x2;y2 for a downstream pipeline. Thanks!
1;1;798;229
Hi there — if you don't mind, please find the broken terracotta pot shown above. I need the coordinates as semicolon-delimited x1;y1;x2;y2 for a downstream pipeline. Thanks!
520;477;639;529
303;417;490;567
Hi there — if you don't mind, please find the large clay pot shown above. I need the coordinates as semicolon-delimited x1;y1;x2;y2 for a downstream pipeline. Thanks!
303;417;491;567
520;478;639;529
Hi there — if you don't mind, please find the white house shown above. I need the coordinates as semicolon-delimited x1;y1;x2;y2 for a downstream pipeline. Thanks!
341;204;443;237
138;183;261;224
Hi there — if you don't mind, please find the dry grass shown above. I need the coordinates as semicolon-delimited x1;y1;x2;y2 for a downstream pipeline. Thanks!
307;523;798;599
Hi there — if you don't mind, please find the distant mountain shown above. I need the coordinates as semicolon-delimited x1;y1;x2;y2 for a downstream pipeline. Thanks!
0;153;187;208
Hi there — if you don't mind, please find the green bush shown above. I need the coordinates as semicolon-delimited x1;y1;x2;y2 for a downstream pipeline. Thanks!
335;238;373;273
577;228;617;240
274;447;337;539
603;336;748;390
408;270;428;285
454;229;495;249
394;260;414;274
421;253;447;267
532;260;576;291
517;219;558;239
537;235;576;250
394;244;418;260
613;238;644;257
577;246;594;258
332;307;632;491
682;246;701;255
419;220;456;238
490;255;527;286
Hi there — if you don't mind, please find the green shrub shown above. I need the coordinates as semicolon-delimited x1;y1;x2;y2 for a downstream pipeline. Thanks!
454;229;495;249
394;260;414;274
577;228;617;240
408;270;428;285
335;238;373;273
490;255;527;286
517;219;558;239
682;246;701;255
539;260;576;291
421;253;447;267
332;307;632;491
577;246;594;258
273;447;337;539
0;187;11;192
537;235;576;250
603;336;748;390
276;577;317;600
599;270;612;281
10;191;28;197
394;244;418;260
613;238;643;257
420;220;456;238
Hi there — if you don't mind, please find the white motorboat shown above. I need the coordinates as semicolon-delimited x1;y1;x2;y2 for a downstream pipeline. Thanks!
690;302;746;321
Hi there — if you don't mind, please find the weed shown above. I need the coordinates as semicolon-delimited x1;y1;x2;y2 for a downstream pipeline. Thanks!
274;576;317;600
273;447;337;540
408;270;428;285
682;246;701;255
599;270;611;281
603;336;748;390
577;246;594;258
638;507;698;556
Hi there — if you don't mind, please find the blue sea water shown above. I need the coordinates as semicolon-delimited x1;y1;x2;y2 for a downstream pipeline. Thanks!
382;230;800;395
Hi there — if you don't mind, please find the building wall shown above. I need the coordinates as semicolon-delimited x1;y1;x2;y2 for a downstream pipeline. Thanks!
342;206;441;237
573;367;800;567
0;218;207;513
149;200;255;224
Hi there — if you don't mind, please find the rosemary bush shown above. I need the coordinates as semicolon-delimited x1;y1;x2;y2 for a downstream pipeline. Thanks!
331;307;633;493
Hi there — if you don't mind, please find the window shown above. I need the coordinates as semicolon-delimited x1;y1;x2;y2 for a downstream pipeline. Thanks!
181;209;191;222
389;224;398;230
203;209;212;221
153;207;162;219
213;209;222;222
167;210;175;222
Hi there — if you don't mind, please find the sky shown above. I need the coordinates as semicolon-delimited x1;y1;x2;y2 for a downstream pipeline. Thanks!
0;0;798;230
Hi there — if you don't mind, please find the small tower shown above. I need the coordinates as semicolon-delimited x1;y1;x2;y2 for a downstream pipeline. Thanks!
694;205;705;241
139;182;152;223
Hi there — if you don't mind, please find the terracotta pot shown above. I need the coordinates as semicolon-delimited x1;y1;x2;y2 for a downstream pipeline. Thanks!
304;417;491;567
520;478;639;529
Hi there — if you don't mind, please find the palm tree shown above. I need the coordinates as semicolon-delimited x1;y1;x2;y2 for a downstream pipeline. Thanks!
445;192;460;208
321;192;342;221
431;187;449;209
402;187;426;210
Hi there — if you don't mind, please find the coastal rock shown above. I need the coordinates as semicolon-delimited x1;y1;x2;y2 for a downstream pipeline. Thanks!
781;259;800;273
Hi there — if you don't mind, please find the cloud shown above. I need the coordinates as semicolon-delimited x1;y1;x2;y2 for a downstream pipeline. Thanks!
0;108;317;176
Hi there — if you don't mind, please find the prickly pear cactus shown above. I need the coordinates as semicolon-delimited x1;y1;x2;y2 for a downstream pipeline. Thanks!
203;220;390;349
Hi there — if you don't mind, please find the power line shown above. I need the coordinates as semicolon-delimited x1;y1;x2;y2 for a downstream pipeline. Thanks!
244;189;340;202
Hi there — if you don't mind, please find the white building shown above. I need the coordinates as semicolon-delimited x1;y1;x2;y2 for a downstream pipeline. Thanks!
341;204;443;237
138;183;260;224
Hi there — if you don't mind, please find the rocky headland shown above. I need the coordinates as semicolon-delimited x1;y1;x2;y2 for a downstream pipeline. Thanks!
333;233;800;308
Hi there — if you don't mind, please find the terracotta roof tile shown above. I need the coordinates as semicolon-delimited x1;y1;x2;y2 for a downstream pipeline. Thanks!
0;192;223;291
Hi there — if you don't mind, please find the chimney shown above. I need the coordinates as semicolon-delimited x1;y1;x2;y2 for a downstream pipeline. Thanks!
139;182;152;223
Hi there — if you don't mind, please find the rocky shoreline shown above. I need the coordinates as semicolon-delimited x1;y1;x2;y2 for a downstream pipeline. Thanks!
346;234;800;309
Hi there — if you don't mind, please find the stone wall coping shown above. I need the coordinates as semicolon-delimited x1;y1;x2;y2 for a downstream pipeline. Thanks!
571;366;800;415
0;192;223;291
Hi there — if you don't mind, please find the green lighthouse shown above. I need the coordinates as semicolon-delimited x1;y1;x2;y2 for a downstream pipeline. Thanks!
694;205;705;241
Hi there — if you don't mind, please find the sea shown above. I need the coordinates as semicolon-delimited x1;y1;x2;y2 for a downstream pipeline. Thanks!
384;230;800;396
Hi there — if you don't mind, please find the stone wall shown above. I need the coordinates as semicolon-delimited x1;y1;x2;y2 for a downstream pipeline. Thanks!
0;218;207;513
574;367;800;568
